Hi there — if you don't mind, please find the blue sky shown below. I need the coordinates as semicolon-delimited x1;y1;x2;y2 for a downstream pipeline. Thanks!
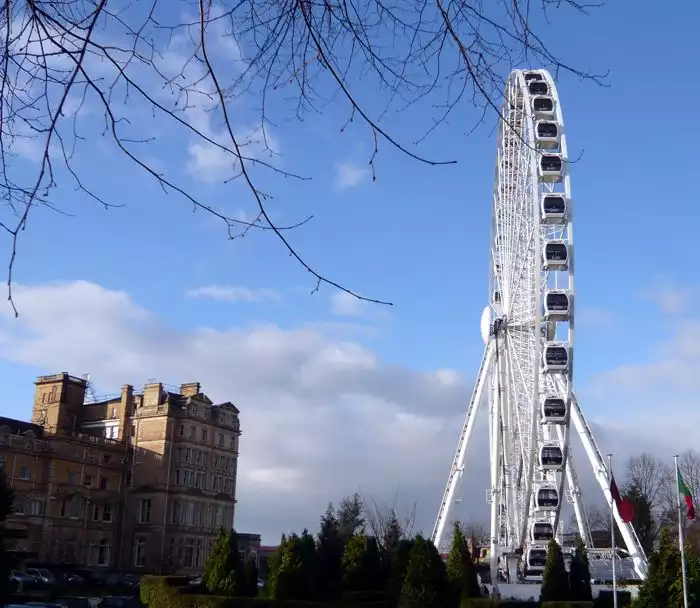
0;1;697;541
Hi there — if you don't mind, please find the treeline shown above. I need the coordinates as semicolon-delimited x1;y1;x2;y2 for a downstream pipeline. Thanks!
580;450;700;556
201;493;485;607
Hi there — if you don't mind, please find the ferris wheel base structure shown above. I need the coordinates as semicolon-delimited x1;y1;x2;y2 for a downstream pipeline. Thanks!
430;69;648;590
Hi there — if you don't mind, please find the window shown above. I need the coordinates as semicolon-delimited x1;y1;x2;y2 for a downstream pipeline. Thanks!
229;436;236;449
102;503;113;522
97;539;110;566
183;539;194;568
190;405;198;416
139;499;152;523
102;454;112;464
202;452;208;467
185;447;191;463
100;477;108;490
111;407;117;419
61;495;82;518
13;496;25;514
200;429;208;442
175;469;181;485
84;474;93;487
93;504;100;521
217;433;224;447
68;470;78;485
126;471;132;486
189;426;196;439
170;500;180;524
20;466;31;480
29;499;42;516
134;536;147;567
105;426;118;439
179;425;185;437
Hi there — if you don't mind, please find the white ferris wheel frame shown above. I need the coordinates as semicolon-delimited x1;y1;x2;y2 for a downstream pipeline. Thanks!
431;69;648;588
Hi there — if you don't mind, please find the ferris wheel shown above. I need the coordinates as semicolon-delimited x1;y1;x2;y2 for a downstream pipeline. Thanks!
431;69;648;589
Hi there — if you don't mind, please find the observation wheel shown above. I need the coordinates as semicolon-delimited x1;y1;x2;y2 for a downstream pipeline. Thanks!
432;68;649;588
488;68;574;578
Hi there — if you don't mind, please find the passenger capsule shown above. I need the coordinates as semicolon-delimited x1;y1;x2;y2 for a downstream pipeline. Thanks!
543;240;569;271
539;441;564;470
543;341;570;373
541;194;567;224
529;81;549;96
535;485;560;510
526;547;548;570
531;521;555;542
524;71;544;82
494;291;501;303
539;154;564;182
541;396;568;424
535;121;559;149
544;290;571;321
532;96;555;119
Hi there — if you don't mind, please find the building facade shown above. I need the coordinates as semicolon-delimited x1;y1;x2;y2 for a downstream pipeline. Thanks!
0;372;242;574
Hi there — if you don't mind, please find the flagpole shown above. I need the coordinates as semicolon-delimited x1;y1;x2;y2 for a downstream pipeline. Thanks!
607;453;618;608
675;455;690;608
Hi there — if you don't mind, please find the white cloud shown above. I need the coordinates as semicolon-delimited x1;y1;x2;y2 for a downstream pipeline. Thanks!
640;276;694;315
335;161;371;189
0;281;469;542
187;285;281;303
331;291;365;316
1;280;696;545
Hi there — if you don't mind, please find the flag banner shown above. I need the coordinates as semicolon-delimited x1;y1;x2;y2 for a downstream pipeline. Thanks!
678;467;697;520
610;473;635;523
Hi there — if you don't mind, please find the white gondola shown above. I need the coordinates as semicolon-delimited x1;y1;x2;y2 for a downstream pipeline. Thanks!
535;121;559;149
539;153;564;182
532;96;555;119
493;291;501;304
543;341;569;372
544;289;571;321
535;484;560;510
541;396;568;424
526;547;548;570
539;441;564;470
543;240;569;271
531;521;555;543
541;194;567;224
524;71;544;82
528;80;549;96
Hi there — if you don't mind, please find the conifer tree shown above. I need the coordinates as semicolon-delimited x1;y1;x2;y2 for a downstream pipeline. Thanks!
399;535;449;608
386;538;415;606
337;493;365;542
269;534;305;600
242;559;259;597
568;536;592;601
636;527;684;608
445;522;480;602
539;540;569;602
203;528;245;596
316;504;344;601
0;468;15;603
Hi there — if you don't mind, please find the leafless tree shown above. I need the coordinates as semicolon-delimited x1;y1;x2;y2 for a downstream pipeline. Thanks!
0;0;605;314
624;453;667;512
461;520;489;561
659;449;700;529
362;493;416;544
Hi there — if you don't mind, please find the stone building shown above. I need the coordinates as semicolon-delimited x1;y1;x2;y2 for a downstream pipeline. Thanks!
0;372;242;574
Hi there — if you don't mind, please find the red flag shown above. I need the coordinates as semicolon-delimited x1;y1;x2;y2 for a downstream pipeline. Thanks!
610;474;635;523
678;467;696;520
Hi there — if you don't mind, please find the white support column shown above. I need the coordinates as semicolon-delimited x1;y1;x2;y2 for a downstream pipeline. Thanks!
431;342;495;550
569;393;648;579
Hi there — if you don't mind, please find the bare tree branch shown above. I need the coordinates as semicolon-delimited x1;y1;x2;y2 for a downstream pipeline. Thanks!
0;0;604;313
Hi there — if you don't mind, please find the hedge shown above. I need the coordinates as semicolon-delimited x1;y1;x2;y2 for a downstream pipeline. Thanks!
593;591;632;608
461;601;595;608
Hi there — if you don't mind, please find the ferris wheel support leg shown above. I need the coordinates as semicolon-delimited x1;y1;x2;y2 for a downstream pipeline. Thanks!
489;353;503;595
431;342;495;550
555;425;593;547
569;392;648;579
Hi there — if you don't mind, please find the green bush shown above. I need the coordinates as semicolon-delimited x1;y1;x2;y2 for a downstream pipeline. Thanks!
461;600;537;607
541;602;595;608
593;590;632;608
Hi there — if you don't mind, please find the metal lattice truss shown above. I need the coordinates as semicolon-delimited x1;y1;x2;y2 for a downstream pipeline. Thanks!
431;69;648;589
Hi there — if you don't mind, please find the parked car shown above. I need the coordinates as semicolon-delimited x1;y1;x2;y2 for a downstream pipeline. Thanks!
25;567;57;584
8;569;39;583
